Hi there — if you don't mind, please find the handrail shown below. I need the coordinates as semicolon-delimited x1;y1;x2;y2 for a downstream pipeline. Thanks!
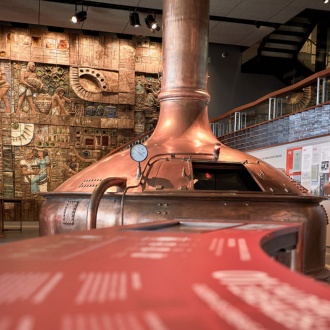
211;68;330;151
210;67;330;124
306;38;316;47
86;177;127;230
298;38;330;71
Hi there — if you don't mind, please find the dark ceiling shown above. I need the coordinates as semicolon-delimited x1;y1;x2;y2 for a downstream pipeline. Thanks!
1;0;330;47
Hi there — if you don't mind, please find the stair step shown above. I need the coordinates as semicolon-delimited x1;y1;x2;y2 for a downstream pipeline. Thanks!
276;25;310;34
264;43;299;51
266;38;301;45
240;8;319;85
283;70;296;79
260;51;294;58
286;18;314;27
268;34;305;43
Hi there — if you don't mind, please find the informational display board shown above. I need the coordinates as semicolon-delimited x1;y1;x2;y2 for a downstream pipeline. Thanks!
249;136;330;196
1;220;330;329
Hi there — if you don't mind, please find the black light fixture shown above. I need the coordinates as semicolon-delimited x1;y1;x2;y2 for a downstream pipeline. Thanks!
324;0;329;3
71;3;87;24
130;11;141;28
145;13;160;31
71;11;87;23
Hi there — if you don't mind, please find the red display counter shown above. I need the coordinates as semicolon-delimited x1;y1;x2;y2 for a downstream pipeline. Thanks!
0;220;330;329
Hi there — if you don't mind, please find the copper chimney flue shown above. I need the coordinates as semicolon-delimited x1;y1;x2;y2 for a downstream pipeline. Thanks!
40;0;329;280
152;0;215;149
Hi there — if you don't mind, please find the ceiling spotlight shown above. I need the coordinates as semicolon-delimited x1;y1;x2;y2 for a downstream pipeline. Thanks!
145;14;160;31
324;0;329;3
129;12;141;28
71;10;87;23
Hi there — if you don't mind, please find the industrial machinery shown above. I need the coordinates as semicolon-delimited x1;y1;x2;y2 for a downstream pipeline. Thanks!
39;0;329;279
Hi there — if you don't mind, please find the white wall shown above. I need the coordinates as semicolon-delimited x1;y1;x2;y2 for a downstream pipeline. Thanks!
248;135;330;247
207;44;285;119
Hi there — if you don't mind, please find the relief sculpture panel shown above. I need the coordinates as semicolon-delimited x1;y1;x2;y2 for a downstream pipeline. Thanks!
0;24;162;211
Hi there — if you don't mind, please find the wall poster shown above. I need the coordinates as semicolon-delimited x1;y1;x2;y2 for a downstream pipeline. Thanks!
286;147;302;183
248;136;330;196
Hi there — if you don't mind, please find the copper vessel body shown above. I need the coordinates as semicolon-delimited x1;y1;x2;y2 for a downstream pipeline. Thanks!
39;0;328;279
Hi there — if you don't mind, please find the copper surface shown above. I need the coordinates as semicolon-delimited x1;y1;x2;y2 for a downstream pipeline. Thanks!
39;0;329;279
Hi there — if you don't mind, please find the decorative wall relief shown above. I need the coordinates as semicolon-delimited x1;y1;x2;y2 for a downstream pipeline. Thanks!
145;109;159;131
145;76;161;108
18;147;50;195
35;93;52;115
104;105;116;118
11;123;34;146
70;66;119;103
134;110;146;135
134;74;161;133
0;62;11;113
0;24;162;208
16;62;43;114
78;67;109;92
135;38;162;73
283;86;312;113
13;62;71;116
38;65;70;98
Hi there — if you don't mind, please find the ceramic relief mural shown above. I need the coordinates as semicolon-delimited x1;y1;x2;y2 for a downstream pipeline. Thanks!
135;74;161;133
0;62;11;113
0;24;162;218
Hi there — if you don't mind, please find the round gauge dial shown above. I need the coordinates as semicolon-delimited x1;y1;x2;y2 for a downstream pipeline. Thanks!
130;144;148;162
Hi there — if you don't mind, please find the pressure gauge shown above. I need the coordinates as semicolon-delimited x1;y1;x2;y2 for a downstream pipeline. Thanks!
130;144;148;162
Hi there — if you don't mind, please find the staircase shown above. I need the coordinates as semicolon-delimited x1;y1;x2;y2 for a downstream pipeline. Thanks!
241;9;321;85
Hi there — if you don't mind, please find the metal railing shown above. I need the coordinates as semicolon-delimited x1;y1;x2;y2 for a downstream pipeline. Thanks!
210;68;330;137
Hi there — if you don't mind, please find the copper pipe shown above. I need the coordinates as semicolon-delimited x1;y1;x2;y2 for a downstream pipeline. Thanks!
148;0;216;147
159;0;210;97
86;177;126;229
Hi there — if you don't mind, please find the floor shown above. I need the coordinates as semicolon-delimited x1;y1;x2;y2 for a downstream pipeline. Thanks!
0;221;40;244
